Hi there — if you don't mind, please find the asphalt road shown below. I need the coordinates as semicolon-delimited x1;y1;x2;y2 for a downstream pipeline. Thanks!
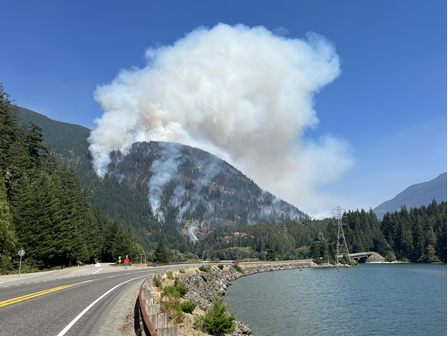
0;260;310;335
0;263;201;336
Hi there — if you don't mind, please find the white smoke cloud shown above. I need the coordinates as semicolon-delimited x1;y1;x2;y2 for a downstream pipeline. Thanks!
88;23;353;215
147;143;183;221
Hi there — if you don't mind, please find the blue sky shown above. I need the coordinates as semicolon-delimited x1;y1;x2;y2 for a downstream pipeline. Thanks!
1;0;446;216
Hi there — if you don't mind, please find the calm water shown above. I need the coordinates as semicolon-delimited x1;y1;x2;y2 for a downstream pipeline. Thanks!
225;264;447;336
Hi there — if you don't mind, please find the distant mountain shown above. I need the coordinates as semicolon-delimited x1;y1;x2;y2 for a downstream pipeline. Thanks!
17;107;91;160
373;173;447;219
16;106;309;247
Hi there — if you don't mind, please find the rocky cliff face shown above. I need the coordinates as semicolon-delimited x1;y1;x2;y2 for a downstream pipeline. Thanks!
108;141;309;241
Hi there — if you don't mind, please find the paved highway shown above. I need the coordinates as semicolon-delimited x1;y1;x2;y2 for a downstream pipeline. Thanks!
0;263;200;336
0;260;310;335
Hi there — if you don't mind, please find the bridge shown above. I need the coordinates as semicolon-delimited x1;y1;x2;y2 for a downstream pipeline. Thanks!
336;252;374;261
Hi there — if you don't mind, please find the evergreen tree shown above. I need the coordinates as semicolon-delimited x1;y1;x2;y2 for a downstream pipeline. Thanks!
266;243;277;261
385;251;396;262
80;186;101;262
102;219;119;261
0;180;16;272
154;234;170;263
310;241;320;262
112;222;137;262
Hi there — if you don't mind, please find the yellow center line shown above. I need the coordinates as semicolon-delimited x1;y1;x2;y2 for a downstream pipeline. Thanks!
0;285;72;308
69;269;82;274
107;276;114;278
126;273;131;275
83;280;93;283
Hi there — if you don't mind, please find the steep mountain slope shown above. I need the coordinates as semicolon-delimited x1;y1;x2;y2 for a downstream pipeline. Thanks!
373;173;447;219
17;106;309;246
108;142;308;240
17;107;91;160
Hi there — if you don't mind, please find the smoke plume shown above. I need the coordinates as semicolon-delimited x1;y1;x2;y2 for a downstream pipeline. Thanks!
88;24;353;215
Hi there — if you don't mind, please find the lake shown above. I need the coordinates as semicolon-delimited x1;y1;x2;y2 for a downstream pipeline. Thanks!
225;263;447;336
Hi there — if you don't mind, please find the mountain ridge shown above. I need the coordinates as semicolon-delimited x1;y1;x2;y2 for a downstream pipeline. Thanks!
373;173;447;218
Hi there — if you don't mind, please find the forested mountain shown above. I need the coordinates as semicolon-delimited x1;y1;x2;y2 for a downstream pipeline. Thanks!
0;85;138;273
374;173;447;219
16;107;309;251
108;142;308;239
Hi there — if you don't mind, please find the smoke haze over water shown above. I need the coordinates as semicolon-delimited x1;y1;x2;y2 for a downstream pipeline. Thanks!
88;23;353;215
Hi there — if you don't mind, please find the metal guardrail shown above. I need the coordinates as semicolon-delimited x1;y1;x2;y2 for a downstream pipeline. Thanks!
138;278;158;336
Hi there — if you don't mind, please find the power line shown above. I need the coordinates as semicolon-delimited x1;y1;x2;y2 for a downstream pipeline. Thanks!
333;206;350;266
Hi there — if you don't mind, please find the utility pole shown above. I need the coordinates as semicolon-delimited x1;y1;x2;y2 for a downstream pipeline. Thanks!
201;250;206;265
332;206;350;266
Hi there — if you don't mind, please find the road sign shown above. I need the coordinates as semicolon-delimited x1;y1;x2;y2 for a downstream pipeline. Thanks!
118;259;122;263
118;256;121;260
125;255;128;259
124;258;129;264
18;248;25;276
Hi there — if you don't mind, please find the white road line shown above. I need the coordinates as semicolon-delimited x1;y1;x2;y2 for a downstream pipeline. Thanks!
57;273;151;336
92;268;103;275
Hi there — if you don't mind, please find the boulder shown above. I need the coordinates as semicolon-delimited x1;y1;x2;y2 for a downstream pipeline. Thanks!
366;252;386;263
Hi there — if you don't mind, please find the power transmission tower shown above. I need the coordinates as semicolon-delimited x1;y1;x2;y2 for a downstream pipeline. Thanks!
333;206;350;265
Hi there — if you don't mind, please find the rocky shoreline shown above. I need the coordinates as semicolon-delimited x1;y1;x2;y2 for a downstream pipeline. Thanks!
177;261;312;335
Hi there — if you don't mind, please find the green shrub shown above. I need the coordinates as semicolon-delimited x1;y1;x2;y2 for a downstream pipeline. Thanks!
174;277;189;297
202;297;236;335
179;269;185;273
199;265;211;272
232;263;245;274
166;271;174;279
179;300;197;313
163;285;181;298
153;275;163;288
162;278;189;298
217;264;224;270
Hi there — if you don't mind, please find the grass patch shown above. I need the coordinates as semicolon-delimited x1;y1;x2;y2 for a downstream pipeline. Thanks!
217;264;224;270
161;296;184;324
179;268;185;273
166;271;174;279
232;263;245;274
199;265;212;272
153;274;163;288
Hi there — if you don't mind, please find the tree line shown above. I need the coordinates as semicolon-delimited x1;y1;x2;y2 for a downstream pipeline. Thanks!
194;201;446;264
0;84;139;274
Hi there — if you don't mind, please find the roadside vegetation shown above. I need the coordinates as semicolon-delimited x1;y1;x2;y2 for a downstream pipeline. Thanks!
0;84;140;274
153;269;238;336
194;297;236;335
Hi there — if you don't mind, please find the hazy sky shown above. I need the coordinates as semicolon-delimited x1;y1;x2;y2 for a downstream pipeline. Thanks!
1;0;446;217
